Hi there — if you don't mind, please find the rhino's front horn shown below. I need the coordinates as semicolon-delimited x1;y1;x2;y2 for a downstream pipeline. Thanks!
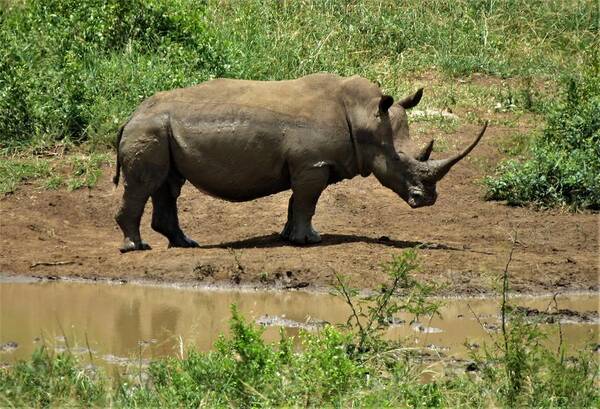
428;121;488;181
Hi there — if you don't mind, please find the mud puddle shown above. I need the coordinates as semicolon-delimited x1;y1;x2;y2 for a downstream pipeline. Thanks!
1;279;598;370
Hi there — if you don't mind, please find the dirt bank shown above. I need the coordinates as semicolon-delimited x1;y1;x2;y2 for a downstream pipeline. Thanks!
1;122;598;295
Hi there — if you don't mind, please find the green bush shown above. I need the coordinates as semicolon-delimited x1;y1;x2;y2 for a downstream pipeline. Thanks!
474;308;599;408
0;0;227;150
1;0;596;152
485;66;600;209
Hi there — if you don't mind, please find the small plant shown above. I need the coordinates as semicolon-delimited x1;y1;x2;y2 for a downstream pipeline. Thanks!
334;249;440;354
486;64;600;210
472;234;599;407
66;153;110;190
0;346;106;407
0;157;52;194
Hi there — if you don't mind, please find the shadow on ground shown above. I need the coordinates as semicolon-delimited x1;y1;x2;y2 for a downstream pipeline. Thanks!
199;233;464;251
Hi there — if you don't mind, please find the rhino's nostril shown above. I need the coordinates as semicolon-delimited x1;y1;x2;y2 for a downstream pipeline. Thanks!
411;192;423;202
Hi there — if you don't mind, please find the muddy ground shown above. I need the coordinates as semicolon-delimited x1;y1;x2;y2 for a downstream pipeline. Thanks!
0;121;598;295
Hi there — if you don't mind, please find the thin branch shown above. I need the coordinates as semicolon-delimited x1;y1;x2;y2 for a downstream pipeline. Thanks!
501;230;518;380
551;292;565;361
84;332;94;367
138;343;144;385
365;275;400;335
467;302;501;349
501;231;517;349
332;270;364;335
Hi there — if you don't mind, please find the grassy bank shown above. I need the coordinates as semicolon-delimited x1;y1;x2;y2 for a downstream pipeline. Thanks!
0;1;596;200
1;250;598;407
1;0;595;149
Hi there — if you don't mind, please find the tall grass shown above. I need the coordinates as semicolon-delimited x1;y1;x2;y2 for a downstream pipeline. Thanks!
1;0;596;150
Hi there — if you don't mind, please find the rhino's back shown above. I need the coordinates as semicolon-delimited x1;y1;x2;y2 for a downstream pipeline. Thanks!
139;73;347;125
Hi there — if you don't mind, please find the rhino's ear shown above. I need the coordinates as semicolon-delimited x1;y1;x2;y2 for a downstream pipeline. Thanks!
398;88;423;110
379;95;394;114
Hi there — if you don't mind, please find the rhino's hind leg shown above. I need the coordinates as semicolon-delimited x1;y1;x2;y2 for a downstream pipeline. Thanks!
281;167;328;245
151;172;199;249
116;187;152;253
280;195;295;240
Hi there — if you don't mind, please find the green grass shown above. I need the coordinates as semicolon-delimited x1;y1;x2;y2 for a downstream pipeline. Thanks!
0;157;52;194
1;0;595;150
66;153;111;190
0;152;110;194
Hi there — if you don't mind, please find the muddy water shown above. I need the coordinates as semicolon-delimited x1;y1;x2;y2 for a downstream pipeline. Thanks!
1;280;598;368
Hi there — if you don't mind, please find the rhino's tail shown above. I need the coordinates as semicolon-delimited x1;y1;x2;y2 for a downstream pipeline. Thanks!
113;124;125;186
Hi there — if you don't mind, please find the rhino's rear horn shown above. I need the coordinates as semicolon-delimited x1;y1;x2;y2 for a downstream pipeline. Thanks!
428;121;488;181
398;88;423;110
416;139;434;161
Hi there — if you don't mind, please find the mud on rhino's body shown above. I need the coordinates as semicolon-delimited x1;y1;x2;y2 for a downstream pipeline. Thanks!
114;73;486;252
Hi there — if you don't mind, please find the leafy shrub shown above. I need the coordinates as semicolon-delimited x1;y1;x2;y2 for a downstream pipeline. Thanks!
474;307;599;408
485;66;600;209
335;249;440;353
1;0;596;152
0;0;228;150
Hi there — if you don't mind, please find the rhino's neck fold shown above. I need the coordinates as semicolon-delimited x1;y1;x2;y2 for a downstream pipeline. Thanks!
371;154;394;190
345;117;371;178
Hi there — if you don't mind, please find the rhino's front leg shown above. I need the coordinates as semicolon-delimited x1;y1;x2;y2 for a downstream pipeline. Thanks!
281;167;328;245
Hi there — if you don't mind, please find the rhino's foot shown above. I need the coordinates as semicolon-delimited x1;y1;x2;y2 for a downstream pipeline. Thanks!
168;235;199;249
283;225;322;245
120;239;152;253
280;222;293;241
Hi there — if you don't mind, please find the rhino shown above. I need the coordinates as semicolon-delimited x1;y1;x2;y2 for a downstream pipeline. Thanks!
113;73;487;252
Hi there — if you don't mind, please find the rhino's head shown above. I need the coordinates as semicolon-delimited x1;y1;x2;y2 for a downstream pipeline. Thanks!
360;88;487;209
372;122;487;208
341;79;487;209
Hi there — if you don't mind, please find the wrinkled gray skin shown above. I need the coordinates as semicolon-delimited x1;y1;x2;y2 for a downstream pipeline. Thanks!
114;73;487;252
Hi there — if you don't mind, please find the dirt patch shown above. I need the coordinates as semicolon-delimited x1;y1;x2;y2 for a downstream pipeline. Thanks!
0;123;598;295
509;306;599;325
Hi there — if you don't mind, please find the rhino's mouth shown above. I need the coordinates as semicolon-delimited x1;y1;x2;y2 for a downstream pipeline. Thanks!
407;190;437;208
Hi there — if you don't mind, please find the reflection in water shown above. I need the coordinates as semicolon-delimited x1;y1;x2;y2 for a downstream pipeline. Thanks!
115;299;142;354
150;305;181;356
0;281;598;370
